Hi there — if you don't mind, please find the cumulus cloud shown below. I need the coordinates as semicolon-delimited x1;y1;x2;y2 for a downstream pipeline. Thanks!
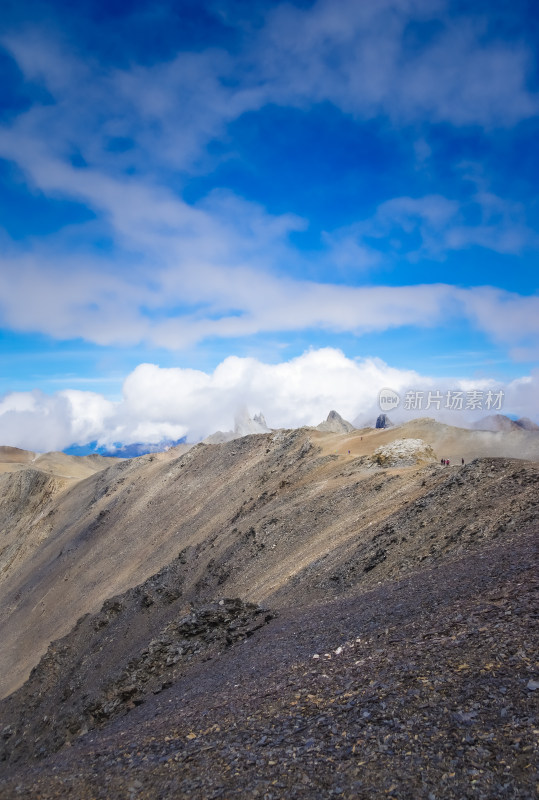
0;389;114;452
121;350;421;440
0;349;536;452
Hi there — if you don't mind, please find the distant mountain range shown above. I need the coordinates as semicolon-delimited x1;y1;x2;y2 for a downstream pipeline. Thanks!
472;414;539;432
63;438;187;458
60;412;538;458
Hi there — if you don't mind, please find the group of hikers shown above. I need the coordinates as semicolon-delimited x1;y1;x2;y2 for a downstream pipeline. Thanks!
441;458;465;466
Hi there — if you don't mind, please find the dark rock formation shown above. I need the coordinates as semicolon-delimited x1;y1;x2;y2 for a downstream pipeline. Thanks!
0;560;275;766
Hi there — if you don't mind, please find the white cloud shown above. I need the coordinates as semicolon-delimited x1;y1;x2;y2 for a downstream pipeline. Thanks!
121;350;421;439
0;389;115;452
0;232;537;352
0;54;535;355
2;0;537;189
330;191;537;263
457;288;539;349
0;349;537;451
257;0;539;127
60;390;116;442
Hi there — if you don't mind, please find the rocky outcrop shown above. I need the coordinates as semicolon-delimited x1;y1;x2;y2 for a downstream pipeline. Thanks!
0;562;275;765
316;410;355;433
371;438;436;467
375;413;393;429
204;410;270;444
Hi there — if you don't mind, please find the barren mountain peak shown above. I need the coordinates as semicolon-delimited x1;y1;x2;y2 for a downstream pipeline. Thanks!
473;413;520;432
316;409;355;433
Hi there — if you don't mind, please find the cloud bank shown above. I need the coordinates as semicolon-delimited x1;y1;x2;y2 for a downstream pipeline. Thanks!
0;349;536;452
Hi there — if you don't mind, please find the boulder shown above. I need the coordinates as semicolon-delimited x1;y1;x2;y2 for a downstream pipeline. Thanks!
371;438;436;467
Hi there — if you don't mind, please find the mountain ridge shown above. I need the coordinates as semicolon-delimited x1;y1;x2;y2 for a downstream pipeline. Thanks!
0;418;538;699
0;418;537;798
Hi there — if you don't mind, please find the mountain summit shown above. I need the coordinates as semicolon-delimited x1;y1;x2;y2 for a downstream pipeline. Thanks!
316;410;355;433
204;409;271;444
473;413;539;432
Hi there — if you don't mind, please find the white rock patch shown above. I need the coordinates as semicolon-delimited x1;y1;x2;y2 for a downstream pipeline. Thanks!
371;438;436;467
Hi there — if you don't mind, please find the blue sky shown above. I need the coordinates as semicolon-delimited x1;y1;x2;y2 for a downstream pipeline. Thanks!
0;0;538;449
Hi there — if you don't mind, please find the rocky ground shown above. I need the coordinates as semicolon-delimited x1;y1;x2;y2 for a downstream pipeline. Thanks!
0;526;536;799
0;589;275;765
0;423;537;798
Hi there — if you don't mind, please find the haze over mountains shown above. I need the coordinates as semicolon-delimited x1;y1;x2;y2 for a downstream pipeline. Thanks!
21;411;539;459
472;414;539;433
0;415;537;797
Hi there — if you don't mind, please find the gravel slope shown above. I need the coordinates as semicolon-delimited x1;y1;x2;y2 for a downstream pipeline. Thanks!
0;527;536;799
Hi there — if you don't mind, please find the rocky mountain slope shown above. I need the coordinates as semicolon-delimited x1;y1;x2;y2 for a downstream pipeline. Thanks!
0;448;121;595
203;410;270;443
0;526;536;799
0;419;537;797
0;589;275;766
0;419;538;701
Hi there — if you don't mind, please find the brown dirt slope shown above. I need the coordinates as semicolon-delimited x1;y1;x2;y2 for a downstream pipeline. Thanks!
317;416;539;462
0;447;116;479
0;422;538;704
0;446;36;466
